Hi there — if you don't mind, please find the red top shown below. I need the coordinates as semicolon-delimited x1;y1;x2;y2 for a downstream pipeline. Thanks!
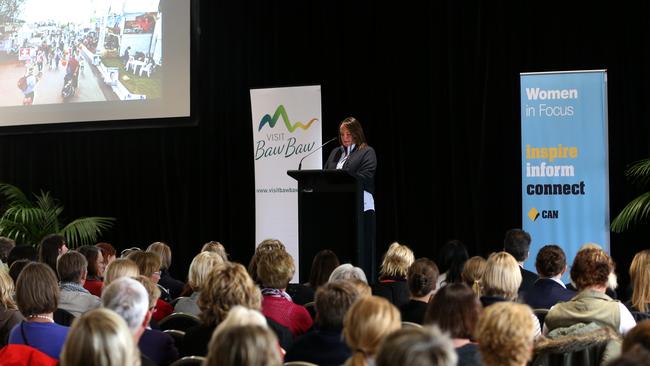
153;298;173;322
0;344;57;366
83;279;104;297
261;296;313;336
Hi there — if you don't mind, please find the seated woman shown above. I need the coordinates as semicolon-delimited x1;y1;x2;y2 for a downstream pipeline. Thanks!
425;283;483;366
59;308;140;366
476;302;536;366
545;248;636;335
9;262;69;359
372;242;415;308
0;269;24;347
461;256;487;296
127;251;173;322
147;242;185;299
78;246;105;297
399;258;438;324
204;324;282;366
257;248;313;336
628;249;650;318
375;326;457;366
174;251;225;316
436;239;469;289
38;234;68;277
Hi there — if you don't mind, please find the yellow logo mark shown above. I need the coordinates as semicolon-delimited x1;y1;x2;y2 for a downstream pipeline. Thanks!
528;208;540;222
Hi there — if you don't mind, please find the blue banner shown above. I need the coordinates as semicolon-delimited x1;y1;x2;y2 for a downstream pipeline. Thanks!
520;70;609;279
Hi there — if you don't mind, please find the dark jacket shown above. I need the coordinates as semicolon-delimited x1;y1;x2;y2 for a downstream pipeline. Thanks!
524;278;576;310
285;328;350;366
372;279;410;308
139;328;179;365
324;145;377;194
519;266;539;297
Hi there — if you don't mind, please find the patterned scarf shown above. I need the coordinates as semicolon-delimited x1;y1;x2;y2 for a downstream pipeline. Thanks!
261;287;292;301
59;282;91;294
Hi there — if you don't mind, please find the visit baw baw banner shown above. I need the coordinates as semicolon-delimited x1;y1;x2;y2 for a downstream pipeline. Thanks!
520;70;609;278
250;85;322;282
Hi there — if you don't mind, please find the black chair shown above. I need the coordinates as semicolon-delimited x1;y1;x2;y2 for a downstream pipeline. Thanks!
169;356;206;366
54;308;75;326
159;312;201;331
303;301;316;320
163;329;185;350
169;296;188;307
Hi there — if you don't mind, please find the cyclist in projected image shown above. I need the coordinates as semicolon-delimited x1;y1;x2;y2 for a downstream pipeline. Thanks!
62;50;80;99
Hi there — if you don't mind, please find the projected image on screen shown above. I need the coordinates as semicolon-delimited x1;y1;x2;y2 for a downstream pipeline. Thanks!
0;0;188;129
0;0;162;106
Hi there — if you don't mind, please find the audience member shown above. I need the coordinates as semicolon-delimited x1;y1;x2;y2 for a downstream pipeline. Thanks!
375;326;457;366
78;245;105;297
289;249;340;305
133;275;179;365
257;248;313;336
461;256;487;297
400;258;438;324
204;325;282;366
285;281;359;365
0;269;24;347
8;259;30;285
101;277;156;366
147;242;184;299
608;345;650;366
523;245;575;309
348;278;372;297
622;319;650;353
566;242;618;298
175;251;225;315
425;283;483;365
545;248;636;335
201;241;229;261
247;238;286;284
373;242;414;307
436;239;469;289
7;245;37;268
38;234;68;277
59;308;141;366
56;251;101;317
104;258;140;286
0;236;15;272
9;262;69;359
476;302;536;366
128;251;173;321
95;242;117;269
503;228;538;296
628;249;650;316
343;296;401;366
329;263;368;283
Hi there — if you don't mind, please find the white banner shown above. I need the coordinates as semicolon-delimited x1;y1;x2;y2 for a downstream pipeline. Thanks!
250;85;322;282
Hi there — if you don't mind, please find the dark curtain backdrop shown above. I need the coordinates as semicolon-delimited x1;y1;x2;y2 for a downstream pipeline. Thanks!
1;1;648;292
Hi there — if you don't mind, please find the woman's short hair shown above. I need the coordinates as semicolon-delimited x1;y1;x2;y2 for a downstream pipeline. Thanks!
407;258;439;297
60;308;141;366
476;302;535;366
570;248;614;290
424;283;481;339
375;326;457;366
38;234;66;275
339;117;368;149
623;320;650;353
309;249;340;290
198;262;262;326
202;241;229;261
461;256;487;296
104;258;140;286
535;245;566;278
348;278;372;298
315;281;359;330
189;251;226;291
78;245;102;278
329;264;368;283
379;242;415;280
481;252;522;300
101;277;149;333
16;262;59;316
630;250;650;313
146;242;172;270
214;306;268;332
96;243;116;265
247;239;286;283
0;269;17;310
127;251;161;278
56;250;88;283
133;275;161;309
256;249;295;289
9;259;31;285
204;325;281;366
343;296;401;365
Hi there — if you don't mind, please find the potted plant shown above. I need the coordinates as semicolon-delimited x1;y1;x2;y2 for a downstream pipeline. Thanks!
611;158;650;232
0;183;115;247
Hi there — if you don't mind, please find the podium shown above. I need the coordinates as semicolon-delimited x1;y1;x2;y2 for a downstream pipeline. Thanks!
287;169;365;281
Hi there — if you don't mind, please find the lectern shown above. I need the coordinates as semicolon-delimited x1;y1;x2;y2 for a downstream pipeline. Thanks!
287;169;365;281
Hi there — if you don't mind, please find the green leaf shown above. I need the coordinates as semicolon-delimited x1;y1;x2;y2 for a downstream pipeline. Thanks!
611;192;650;233
60;217;116;248
625;158;650;187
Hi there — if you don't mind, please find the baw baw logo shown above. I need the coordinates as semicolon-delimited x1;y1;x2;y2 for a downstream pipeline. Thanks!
258;105;318;132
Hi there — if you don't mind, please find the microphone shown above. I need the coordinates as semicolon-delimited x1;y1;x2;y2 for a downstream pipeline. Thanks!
298;137;337;170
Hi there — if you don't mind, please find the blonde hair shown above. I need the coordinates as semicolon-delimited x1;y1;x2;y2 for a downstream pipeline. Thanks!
202;241;228;261
247;239;286;283
379;242;415;279
476;302;535;366
60;308;141;366
343;296;401;366
133;275;160;309
462;256;487;297
256;249;295;289
204;325;281;366
127;251;161;278
146;242;172;270
0;269;17;310
198;262;262;326
630;250;650;313
104;258;140;286
348;278;372;298
213;306;267;334
481;252;521;301
188;251;225;291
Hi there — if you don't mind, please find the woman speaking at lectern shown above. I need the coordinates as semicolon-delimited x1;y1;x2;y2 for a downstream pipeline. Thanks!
324;117;377;279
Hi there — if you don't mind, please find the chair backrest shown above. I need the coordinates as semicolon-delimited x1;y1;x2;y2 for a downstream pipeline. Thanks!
169;356;206;366
401;321;423;329
163;329;185;350
284;362;319;366
159;312;201;331
533;308;549;327
169;296;187;307
303;301;316;320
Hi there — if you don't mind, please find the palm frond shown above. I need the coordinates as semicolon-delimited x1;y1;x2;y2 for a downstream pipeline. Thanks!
625;158;650;186
0;183;31;206
60;217;116;248
611;192;650;233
